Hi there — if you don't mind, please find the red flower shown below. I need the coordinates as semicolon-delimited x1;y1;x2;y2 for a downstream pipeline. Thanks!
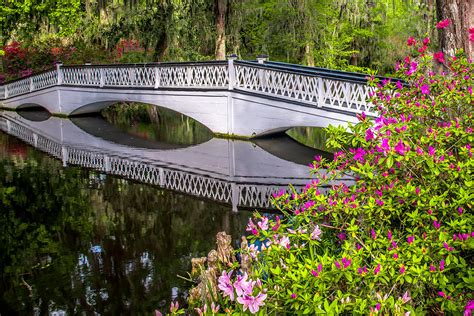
436;19;450;29
423;37;430;45
407;36;416;46
433;51;445;63
469;28;474;42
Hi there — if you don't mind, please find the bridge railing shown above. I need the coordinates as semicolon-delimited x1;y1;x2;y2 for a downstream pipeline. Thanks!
61;61;229;89
1;68;57;99
0;59;378;116
233;60;376;115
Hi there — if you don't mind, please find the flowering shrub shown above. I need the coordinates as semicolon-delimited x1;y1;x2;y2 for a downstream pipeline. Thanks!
189;25;473;315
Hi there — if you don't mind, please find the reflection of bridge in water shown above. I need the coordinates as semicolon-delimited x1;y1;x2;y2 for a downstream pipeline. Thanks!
0;111;350;210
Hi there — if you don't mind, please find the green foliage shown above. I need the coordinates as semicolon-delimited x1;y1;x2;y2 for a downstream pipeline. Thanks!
1;0;437;75
190;35;473;314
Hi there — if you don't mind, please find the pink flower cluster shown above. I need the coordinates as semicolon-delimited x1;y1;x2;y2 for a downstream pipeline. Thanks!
218;271;267;314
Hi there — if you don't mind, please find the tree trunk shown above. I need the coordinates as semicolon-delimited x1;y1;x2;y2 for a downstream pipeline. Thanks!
215;0;227;60
305;42;315;66
436;0;473;59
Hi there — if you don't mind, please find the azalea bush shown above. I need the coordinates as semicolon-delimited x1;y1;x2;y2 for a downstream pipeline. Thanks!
188;25;473;315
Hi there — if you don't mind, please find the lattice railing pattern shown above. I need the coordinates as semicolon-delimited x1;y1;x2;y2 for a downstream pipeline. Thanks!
1;61;376;117
0;116;307;209
104;67;155;87
32;70;57;90
234;64;376;115
62;67;101;86
159;65;229;88
5;78;31;98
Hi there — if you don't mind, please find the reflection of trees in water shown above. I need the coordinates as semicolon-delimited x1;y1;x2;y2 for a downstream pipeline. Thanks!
286;126;330;152
0;132;248;314
101;102;213;146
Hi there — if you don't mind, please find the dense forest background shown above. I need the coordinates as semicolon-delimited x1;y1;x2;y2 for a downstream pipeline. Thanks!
0;0;472;81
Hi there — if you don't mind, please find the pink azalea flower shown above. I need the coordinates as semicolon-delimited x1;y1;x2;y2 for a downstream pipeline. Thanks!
402;291;411;304
400;265;405;274
423;37;430;45
195;304;207;316
365;128;374;141
352;147;367;162
211;302;220;314
291;293;297;299
469;28;474;41
279;236;290;249
465;300;474;316
342;257;352;269
272;216;281;231
374;264;381;275
257;217;268;230
334;260;341;269
155;310;163;316
407;36;416;46
443;242;453;252
311;225;322;240
338;233;346;241
396;81;403;90
246;219;257;232
358;266;367;275
237;292;267;314
420;84;430;94
234;273;253;297
434;51;445;63
170;301;179;313
436;19;450;29
395;139;408;155
380;138;391;153
407;236;414;244
218;270;235;301
440;259;445;271
433;220;441;229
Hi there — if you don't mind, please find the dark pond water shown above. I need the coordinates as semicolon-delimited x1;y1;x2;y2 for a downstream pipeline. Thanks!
0;104;329;315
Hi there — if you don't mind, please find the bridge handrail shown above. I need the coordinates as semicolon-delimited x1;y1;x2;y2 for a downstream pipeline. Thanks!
1;60;378;116
236;60;371;84
60;60;228;68
233;60;377;115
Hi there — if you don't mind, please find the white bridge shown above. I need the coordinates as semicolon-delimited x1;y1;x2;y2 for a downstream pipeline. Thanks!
0;59;377;138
